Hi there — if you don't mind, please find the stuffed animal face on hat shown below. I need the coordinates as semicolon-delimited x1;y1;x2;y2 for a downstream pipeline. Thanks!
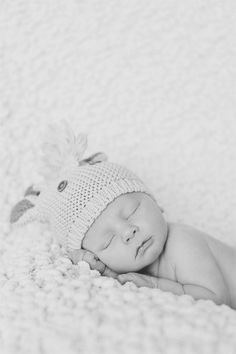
9;119;108;249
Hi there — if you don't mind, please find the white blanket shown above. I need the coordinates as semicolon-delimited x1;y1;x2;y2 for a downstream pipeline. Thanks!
1;1;236;353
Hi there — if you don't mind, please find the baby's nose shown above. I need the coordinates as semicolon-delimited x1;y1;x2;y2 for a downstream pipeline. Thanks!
123;225;139;243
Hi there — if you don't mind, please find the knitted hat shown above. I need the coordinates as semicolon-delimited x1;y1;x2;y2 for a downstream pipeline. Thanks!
9;120;158;258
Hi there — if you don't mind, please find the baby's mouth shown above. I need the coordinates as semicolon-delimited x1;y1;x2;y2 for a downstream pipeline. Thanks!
135;236;152;258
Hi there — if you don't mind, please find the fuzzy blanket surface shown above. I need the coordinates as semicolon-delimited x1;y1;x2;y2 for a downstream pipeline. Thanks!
1;1;236;353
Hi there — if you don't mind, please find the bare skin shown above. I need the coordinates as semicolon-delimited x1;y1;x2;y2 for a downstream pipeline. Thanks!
70;192;236;310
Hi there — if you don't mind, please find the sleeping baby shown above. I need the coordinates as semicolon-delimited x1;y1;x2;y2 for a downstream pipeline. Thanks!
72;191;236;310
9;121;236;310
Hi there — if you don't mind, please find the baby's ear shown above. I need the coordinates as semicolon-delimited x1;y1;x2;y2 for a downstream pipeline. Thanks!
9;184;41;225
80;152;108;166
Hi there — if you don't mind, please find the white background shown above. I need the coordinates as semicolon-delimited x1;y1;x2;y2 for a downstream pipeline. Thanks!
1;2;236;353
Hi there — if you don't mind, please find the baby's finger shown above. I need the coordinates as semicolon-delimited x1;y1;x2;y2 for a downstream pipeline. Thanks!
69;249;98;265
81;250;99;264
90;259;106;274
101;266;119;279
76;250;107;274
69;249;118;279
117;274;130;284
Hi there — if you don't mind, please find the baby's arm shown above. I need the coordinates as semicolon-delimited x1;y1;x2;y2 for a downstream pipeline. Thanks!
118;272;184;294
117;273;228;305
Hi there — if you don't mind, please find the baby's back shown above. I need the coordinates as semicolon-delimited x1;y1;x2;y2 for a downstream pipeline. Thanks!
206;234;236;309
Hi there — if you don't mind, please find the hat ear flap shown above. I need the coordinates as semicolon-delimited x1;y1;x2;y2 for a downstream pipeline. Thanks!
24;184;41;197
9;184;42;226
80;152;108;166
9;199;36;224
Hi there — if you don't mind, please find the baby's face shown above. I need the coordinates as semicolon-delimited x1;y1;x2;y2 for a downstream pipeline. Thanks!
82;192;168;273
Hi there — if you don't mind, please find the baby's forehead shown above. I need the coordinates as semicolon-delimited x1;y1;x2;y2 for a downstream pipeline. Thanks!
112;192;145;207
117;191;143;201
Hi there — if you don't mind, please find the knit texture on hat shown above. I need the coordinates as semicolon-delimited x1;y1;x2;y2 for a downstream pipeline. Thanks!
9;120;157;255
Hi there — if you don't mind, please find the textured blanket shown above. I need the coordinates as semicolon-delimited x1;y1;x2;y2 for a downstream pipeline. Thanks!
1;1;236;353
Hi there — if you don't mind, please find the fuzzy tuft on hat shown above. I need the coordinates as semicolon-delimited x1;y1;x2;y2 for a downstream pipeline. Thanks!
9;120;158;259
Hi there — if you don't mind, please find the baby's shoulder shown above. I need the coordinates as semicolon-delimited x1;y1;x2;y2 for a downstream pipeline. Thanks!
165;222;211;264
166;222;219;281
156;222;212;281
167;221;207;241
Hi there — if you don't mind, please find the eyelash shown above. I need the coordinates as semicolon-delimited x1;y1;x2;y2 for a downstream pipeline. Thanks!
103;203;140;249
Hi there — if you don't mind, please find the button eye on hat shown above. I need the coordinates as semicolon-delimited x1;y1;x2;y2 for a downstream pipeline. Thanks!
57;180;68;192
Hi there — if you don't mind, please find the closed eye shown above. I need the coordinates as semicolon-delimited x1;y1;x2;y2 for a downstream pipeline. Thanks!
103;234;115;249
128;202;140;219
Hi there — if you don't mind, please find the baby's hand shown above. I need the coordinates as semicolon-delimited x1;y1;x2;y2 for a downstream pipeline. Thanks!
70;249;119;279
117;272;158;288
